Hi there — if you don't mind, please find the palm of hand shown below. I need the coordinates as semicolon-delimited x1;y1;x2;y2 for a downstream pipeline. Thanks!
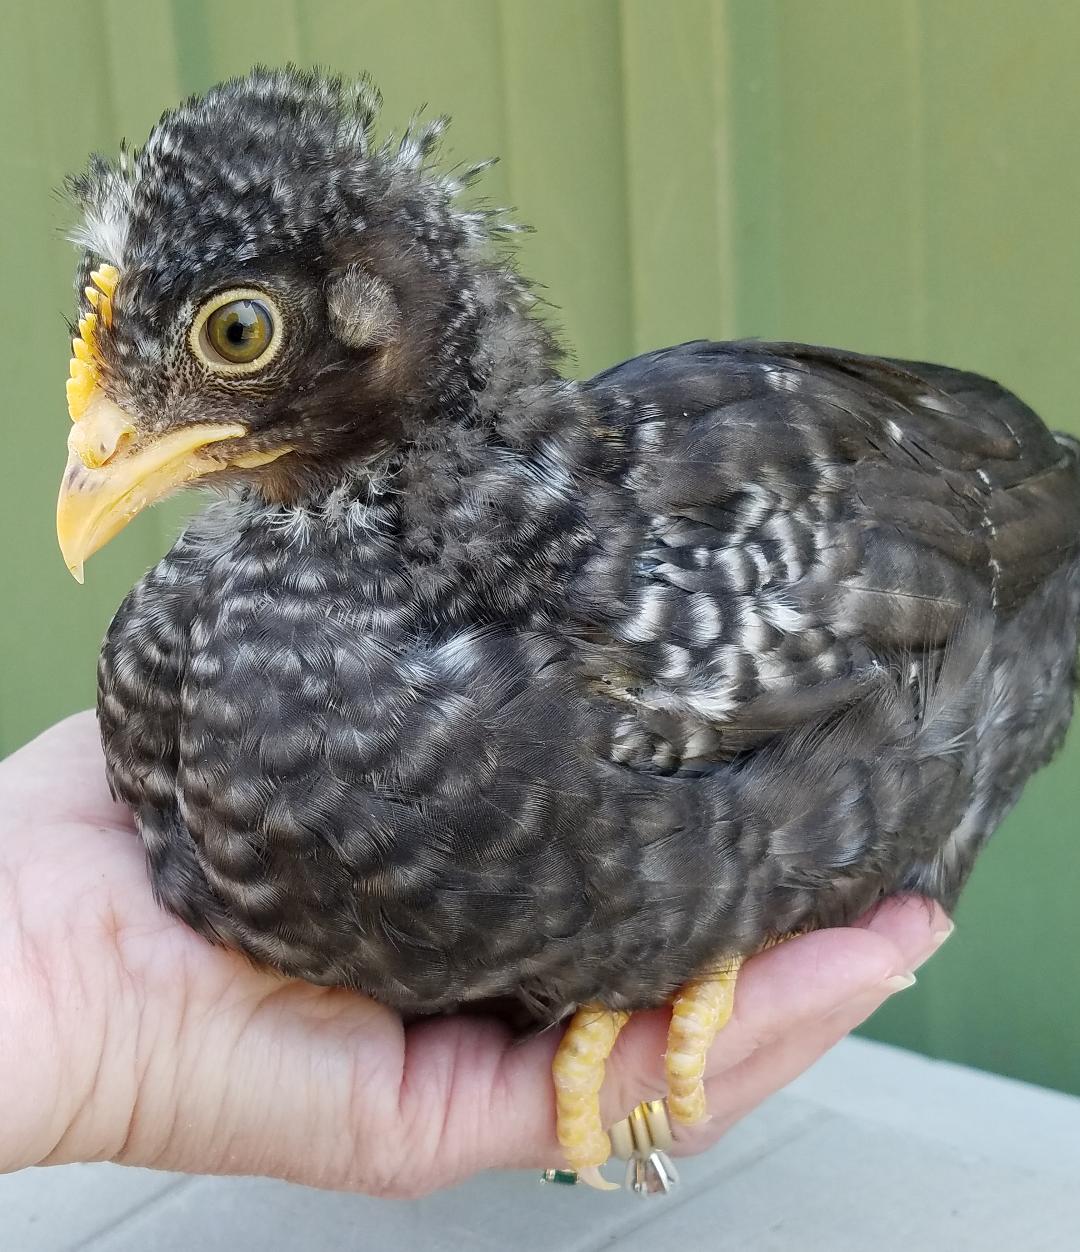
0;713;947;1195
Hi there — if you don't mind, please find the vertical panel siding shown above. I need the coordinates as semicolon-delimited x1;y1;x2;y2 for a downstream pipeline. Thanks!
496;1;634;375
1;0;1076;1095
619;0;736;352
730;2;929;355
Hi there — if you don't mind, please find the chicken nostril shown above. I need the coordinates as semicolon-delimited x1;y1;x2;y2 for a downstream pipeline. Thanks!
67;393;138;469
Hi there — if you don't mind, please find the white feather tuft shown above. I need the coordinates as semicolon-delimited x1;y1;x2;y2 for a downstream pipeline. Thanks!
68;174;134;267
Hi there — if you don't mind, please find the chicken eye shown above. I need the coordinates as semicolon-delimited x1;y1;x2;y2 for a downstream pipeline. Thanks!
191;289;284;374
208;300;272;362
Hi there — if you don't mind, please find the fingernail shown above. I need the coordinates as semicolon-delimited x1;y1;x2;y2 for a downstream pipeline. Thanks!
913;918;955;969
932;919;956;949
882;973;917;993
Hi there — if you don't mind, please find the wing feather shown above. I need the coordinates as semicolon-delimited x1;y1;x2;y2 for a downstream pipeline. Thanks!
578;340;1080;770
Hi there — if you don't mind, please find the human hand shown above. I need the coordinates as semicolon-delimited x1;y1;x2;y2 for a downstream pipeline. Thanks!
0;713;951;1196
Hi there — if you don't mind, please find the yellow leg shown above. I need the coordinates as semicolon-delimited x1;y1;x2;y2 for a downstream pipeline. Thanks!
665;957;744;1124
550;956;749;1190
552;1004;630;1190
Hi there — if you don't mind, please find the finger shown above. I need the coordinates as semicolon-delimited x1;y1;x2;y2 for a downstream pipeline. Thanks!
666;899;953;1158
611;896;951;1159
669;980;911;1156
856;893;953;970
606;888;950;1124
599;919;913;1125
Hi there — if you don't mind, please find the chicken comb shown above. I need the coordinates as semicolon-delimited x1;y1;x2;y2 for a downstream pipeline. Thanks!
67;264;119;421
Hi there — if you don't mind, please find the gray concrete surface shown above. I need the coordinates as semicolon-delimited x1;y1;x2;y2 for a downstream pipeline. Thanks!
2;1037;1078;1251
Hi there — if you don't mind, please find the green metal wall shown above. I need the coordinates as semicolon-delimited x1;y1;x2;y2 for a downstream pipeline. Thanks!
2;1;1077;1095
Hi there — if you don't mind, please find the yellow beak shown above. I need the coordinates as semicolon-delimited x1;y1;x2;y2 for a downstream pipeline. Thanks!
56;390;276;582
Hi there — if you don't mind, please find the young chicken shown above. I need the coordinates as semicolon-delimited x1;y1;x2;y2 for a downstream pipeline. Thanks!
57;68;1080;1188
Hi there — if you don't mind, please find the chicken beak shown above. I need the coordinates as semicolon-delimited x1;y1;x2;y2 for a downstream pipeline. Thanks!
56;390;249;583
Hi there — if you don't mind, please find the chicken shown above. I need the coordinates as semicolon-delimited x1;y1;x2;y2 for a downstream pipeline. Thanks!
55;68;1080;1188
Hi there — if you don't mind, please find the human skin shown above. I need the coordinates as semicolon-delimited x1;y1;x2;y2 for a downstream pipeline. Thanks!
0;713;950;1196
